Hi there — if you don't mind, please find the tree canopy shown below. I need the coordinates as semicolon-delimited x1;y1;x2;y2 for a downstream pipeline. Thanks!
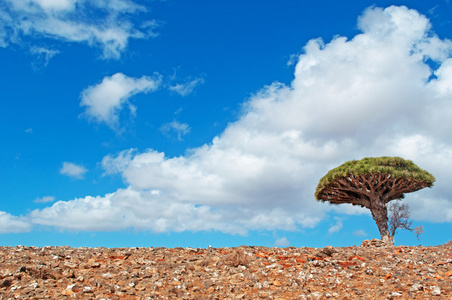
315;156;435;205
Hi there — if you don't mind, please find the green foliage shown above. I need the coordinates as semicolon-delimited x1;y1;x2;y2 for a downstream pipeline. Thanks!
315;156;435;200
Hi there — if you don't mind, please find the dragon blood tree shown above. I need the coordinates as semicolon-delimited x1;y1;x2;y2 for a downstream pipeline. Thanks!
315;157;435;244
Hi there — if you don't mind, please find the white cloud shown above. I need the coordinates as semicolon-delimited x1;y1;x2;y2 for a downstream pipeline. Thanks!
30;6;452;233
30;46;59;67
160;120;190;141
60;162;87;179
0;211;32;233
353;230;367;237
169;77;205;96
328;217;343;234
0;0;155;59
80;73;162;129
34;196;55;203
101;149;136;176
31;188;248;233
275;237;290;247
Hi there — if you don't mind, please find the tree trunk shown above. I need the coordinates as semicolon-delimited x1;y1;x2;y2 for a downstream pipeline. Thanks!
369;197;393;245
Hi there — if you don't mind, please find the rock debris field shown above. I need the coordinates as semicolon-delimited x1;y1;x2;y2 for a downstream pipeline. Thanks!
0;239;451;299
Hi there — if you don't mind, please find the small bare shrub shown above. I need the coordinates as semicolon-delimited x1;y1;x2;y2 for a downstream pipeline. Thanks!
414;225;424;240
388;200;423;241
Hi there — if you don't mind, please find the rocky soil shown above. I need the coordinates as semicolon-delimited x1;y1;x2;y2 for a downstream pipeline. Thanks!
0;239;451;299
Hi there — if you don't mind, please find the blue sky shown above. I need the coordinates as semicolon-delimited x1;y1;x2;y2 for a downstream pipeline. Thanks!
1;0;451;248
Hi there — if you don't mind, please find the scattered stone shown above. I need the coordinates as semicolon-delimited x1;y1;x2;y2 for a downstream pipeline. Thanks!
387;291;402;298
319;246;336;257
360;239;387;247
430;285;441;296
0;279;12;288
409;282;423;292
0;243;450;299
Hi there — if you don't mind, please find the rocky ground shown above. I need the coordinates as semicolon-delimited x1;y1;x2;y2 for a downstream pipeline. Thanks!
0;239;451;299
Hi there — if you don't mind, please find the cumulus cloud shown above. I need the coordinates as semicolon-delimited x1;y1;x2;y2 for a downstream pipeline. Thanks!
80;73;162;129
31;188;247;233
101;149;136;176
0;211;32;233
60;162;87;179
30;6;452;233
0;0;156;59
